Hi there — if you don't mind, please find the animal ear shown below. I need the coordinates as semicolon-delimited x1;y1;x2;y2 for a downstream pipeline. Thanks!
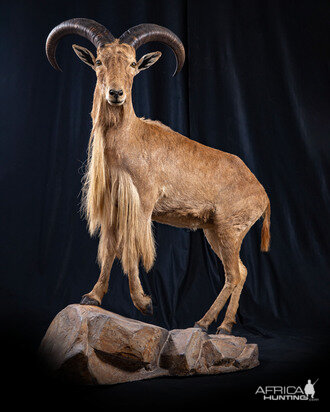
72;44;96;68
137;51;162;71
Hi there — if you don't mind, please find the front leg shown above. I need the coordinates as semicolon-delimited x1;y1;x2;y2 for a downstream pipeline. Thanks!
128;264;153;315
81;230;115;306
124;198;156;316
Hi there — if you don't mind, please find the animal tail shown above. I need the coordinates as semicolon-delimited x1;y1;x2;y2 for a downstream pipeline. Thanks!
260;201;271;252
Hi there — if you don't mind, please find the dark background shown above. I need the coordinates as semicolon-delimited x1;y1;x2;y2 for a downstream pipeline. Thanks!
0;0;329;406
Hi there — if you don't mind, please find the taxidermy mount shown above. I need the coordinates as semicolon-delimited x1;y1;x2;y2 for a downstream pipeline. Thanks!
46;18;270;335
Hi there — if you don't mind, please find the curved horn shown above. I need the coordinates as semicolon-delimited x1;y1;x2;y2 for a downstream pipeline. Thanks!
119;24;185;76
46;18;115;71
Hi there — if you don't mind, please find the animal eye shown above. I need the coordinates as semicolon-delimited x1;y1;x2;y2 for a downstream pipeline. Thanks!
95;60;102;66
130;62;137;67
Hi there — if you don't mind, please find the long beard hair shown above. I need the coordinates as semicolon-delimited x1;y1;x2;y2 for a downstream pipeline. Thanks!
81;88;155;274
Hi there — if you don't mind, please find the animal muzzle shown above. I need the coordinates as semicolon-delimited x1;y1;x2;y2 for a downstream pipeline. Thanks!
106;88;126;106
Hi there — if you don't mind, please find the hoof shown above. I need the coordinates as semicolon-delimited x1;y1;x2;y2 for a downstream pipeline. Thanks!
80;295;100;306
193;323;208;333
142;301;153;316
216;327;231;335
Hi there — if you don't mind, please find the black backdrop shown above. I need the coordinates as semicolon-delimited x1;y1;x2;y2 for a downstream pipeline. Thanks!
1;0;329;406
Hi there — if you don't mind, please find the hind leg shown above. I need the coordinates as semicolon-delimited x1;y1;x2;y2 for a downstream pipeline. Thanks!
80;229;115;306
216;204;265;333
195;228;241;332
217;258;247;334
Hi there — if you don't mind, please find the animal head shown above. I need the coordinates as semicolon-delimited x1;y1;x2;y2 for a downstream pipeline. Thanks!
72;41;161;106
46;18;185;107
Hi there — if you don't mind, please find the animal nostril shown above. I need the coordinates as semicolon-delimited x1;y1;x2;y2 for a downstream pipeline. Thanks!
109;89;123;98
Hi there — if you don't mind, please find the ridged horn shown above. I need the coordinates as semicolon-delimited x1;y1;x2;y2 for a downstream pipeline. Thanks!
46;18;115;71
119;24;185;76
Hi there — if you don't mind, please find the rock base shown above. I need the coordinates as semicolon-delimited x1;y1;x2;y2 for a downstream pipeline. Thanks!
39;305;259;384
